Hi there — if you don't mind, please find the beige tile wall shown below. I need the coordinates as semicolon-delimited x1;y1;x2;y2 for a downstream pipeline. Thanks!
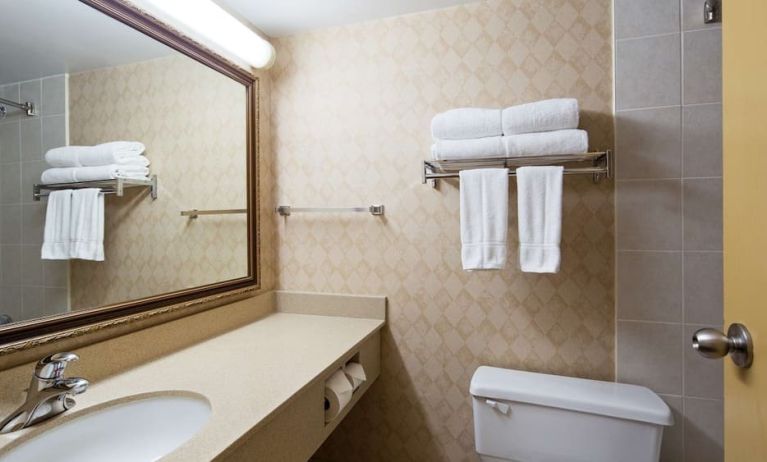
269;0;614;460
67;55;259;309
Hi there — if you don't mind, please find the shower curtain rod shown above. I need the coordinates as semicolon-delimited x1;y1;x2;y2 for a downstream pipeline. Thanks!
0;97;35;116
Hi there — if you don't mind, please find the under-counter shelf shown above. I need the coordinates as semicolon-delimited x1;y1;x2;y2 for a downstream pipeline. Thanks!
423;151;611;186
33;175;158;201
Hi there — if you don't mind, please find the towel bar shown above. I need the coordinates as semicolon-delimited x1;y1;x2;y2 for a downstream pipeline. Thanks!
276;205;385;217
181;209;247;219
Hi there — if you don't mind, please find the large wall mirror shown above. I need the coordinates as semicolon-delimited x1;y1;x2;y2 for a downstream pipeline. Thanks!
0;0;258;344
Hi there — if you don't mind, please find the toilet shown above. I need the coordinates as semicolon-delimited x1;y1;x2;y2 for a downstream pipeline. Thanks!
470;366;673;462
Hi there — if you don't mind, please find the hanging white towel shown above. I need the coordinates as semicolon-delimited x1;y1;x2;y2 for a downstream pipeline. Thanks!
41;190;73;260
460;168;509;271
70;189;105;261
45;142;146;167
431;108;503;140
502;98;580;135
517;166;563;273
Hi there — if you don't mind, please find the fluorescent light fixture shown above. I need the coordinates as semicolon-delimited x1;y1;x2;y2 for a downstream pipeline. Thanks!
133;0;275;69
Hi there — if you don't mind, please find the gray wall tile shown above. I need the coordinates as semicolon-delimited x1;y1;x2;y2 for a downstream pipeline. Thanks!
616;179;682;250
21;202;45;246
19;118;42;162
617;321;683;394
617;251;682;322
616;107;681;179
684;29;722;104
616;34;681;110
0;163;21;204
20;245;43;286
659;394;684;462
684;252;723;325
42;115;67;154
683;178;722;250
0;205;21;245
683;104;722;178
614;0;679;39
684;398;723;462
0;123;21;164
42;75;67;116
684;325;723;399
0;286;22;322
0;245;21;286
21;286;44;319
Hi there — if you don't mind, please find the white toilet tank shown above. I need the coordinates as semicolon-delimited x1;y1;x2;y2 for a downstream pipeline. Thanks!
470;367;673;462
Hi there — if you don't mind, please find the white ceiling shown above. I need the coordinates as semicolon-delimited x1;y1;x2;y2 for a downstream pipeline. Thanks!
0;0;175;85
218;0;479;37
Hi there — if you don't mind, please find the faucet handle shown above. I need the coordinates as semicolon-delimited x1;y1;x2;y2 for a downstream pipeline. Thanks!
35;352;79;380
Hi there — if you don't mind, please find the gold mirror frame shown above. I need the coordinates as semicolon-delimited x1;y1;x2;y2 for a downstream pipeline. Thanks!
0;0;260;346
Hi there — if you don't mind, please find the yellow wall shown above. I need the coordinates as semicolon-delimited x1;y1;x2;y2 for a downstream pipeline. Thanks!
270;0;614;459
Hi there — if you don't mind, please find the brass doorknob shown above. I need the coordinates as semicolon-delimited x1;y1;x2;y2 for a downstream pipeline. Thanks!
692;323;753;368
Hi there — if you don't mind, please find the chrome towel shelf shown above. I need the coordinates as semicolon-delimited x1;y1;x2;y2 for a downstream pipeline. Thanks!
33;176;158;201
423;151;611;186
276;205;384;217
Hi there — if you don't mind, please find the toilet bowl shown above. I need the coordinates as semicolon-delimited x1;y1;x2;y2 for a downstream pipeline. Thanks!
470;366;673;462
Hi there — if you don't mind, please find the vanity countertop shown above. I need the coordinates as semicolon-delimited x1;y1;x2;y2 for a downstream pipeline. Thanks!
0;310;384;461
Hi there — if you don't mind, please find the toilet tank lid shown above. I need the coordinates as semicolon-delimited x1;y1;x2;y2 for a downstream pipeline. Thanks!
470;366;673;426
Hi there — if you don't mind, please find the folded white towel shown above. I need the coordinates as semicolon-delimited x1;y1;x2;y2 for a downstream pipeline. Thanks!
45;142;146;168
460;168;509;271
517;166;563;273
502;98;579;135
41;165;150;184
431;108;503;140
431;137;505;160
70;189;104;261
503;129;588;157
41;190;73;260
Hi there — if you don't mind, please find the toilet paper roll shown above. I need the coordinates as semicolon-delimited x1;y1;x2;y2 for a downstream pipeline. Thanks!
343;362;366;391
324;369;353;423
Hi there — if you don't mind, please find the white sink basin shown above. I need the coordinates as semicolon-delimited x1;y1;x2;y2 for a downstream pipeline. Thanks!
0;392;210;462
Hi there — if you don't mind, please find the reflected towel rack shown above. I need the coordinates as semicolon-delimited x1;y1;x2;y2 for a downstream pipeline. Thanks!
181;208;247;219
33;176;158;201
276;205;384;217
423;151;611;186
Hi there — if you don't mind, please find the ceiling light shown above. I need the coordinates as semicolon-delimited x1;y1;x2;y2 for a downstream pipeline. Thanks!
129;0;275;69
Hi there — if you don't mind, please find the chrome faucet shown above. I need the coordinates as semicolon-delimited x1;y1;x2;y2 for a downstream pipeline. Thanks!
0;352;89;434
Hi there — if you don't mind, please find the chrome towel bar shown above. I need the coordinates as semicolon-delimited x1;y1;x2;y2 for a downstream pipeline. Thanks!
181;208;247;219
276;205;384;217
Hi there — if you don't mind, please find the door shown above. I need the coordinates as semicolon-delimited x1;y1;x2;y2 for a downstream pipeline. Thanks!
723;0;767;460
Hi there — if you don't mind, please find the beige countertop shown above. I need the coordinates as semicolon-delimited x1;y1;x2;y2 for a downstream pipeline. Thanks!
0;311;384;461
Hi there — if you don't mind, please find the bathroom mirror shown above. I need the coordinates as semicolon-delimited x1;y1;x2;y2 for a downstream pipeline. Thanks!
0;0;258;343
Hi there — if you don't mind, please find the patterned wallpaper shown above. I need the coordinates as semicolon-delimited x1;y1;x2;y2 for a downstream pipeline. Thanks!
68;55;254;309
270;0;614;460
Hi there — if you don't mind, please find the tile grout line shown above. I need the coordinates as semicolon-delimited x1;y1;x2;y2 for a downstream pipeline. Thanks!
678;1;687;458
